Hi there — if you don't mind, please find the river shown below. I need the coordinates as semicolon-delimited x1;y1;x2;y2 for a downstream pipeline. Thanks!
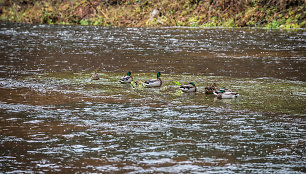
0;22;305;173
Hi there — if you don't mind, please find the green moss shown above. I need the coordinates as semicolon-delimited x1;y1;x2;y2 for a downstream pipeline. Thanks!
30;72;306;116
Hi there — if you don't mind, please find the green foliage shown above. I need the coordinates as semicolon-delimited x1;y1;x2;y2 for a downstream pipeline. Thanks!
80;19;89;25
265;20;282;28
188;16;199;27
173;81;181;86
223;18;235;27
176;20;186;26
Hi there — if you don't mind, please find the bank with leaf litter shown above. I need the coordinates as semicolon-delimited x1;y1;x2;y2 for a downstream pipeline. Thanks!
0;0;305;29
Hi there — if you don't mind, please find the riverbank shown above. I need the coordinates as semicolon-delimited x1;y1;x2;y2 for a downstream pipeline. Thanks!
0;0;305;29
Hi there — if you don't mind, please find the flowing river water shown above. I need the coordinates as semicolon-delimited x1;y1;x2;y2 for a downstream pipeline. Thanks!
0;22;305;173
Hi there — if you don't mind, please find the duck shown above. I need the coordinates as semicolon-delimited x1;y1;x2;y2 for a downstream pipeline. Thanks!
205;83;217;94
214;87;232;94
91;72;100;80
145;72;162;87
214;91;239;99
180;82;197;92
119;71;133;83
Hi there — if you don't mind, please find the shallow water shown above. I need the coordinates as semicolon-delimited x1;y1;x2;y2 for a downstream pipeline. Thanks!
0;22;305;173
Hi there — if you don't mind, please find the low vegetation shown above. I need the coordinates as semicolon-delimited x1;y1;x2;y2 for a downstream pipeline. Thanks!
0;0;305;28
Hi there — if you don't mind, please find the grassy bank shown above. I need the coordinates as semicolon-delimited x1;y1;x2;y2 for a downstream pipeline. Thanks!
0;0;305;28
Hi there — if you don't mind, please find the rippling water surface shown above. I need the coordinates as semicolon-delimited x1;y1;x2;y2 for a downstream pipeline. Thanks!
0;22;305;173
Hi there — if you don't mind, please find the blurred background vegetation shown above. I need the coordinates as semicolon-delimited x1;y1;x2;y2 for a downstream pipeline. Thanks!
0;0;305;28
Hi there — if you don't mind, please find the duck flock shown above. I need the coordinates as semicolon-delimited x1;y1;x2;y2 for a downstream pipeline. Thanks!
92;71;239;99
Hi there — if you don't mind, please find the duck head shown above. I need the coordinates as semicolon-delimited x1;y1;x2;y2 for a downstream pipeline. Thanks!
157;72;161;78
189;82;196;87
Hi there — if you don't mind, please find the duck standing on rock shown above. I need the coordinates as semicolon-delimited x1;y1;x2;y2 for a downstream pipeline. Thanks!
180;82;197;92
119;71;133;83
145;72;162;88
